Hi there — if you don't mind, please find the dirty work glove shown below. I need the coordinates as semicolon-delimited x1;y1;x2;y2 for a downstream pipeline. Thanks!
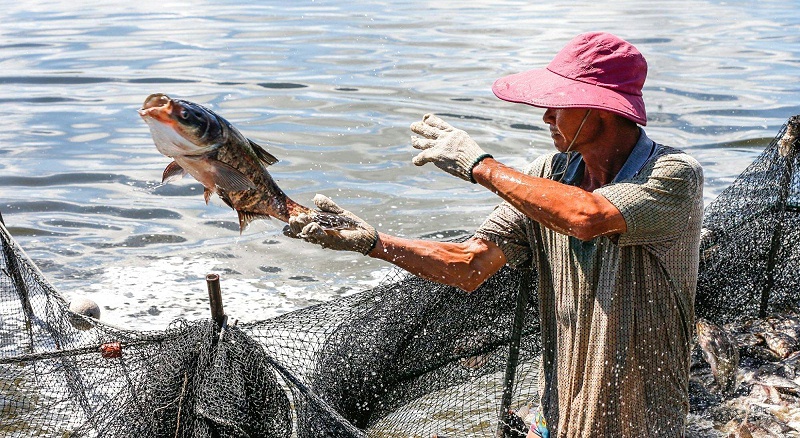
410;113;492;183
284;194;378;255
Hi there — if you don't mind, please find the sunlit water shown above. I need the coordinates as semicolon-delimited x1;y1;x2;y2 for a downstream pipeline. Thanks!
1;0;799;332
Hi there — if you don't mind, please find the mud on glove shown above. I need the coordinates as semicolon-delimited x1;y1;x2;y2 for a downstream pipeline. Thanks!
284;194;378;255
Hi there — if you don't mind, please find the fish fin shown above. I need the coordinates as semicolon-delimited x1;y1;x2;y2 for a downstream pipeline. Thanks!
237;210;271;233
248;139;279;166
208;159;256;192
162;160;187;184
203;188;213;204
217;190;235;209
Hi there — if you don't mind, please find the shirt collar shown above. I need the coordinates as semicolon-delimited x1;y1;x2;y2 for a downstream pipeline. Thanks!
554;128;656;186
612;128;657;183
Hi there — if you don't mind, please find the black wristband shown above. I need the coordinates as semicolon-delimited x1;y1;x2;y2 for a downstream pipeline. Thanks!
468;153;493;183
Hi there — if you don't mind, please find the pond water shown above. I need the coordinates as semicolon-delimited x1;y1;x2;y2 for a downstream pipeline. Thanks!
0;0;799;330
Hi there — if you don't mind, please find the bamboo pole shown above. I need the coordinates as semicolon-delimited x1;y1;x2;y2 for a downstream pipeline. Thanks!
759;116;800;317
495;268;532;438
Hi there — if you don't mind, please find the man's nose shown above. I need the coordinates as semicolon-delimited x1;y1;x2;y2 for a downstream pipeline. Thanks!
543;108;555;124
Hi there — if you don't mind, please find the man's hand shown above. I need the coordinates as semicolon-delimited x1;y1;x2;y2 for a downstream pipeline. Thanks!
284;194;378;255
410;113;492;183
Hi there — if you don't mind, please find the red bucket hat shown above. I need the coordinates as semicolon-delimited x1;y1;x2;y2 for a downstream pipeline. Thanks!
492;32;648;125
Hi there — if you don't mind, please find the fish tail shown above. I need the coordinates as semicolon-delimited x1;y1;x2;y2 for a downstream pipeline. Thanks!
310;211;361;230
283;198;359;229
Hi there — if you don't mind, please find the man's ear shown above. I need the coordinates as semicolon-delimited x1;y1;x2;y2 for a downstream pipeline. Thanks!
604;111;637;129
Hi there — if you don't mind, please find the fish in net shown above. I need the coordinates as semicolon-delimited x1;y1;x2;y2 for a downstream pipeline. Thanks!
1;115;800;437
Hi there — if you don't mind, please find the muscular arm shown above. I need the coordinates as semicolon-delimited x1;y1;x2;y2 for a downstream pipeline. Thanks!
368;233;507;292
472;157;627;241
363;156;623;290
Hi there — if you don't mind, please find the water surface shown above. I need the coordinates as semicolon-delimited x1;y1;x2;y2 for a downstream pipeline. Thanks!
1;0;799;329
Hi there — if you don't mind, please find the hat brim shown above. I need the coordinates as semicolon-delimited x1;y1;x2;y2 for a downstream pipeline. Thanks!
492;68;647;126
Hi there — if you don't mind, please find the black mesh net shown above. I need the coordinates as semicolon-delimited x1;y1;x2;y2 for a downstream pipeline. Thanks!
697;115;800;323
1;115;799;437
0;217;540;437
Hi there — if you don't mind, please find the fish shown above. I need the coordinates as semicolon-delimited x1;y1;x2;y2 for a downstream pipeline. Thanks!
696;317;740;396
763;331;797;360
138;93;358;232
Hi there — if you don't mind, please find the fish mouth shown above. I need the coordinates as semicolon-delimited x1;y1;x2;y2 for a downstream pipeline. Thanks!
139;93;216;157
138;93;174;122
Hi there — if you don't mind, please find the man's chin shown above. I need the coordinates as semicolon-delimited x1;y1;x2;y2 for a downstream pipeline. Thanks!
550;136;566;151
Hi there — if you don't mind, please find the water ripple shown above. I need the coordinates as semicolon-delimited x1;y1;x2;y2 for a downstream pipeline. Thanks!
0;173;126;187
99;233;188;248
0;0;798;334
5;201;182;220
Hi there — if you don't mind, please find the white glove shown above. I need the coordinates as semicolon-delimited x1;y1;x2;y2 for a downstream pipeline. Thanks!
410;113;492;183
284;194;378;255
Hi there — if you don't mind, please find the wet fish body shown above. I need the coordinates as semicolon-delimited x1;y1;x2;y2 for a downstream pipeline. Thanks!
696;317;740;395
138;93;356;232
763;331;797;360
689;313;800;436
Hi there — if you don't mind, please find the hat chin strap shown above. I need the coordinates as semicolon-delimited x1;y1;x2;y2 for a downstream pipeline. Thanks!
557;109;592;182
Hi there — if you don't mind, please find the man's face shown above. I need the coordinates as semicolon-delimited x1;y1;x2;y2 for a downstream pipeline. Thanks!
543;107;593;153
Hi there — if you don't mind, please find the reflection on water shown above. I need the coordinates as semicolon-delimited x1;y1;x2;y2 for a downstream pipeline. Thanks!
0;0;799;329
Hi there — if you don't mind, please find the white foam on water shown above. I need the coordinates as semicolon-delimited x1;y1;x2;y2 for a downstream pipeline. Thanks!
67;255;390;331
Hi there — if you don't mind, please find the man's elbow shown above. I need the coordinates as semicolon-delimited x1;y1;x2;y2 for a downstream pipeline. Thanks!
456;276;487;293
572;224;603;241
571;213;625;241
456;259;501;292
453;238;506;292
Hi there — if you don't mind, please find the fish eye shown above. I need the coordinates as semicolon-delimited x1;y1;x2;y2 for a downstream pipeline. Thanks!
179;109;189;119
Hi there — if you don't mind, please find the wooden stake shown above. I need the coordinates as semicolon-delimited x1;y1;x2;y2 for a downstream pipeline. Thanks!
206;273;226;329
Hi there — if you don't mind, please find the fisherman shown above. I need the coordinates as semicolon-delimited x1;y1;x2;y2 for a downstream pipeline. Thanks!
287;32;704;438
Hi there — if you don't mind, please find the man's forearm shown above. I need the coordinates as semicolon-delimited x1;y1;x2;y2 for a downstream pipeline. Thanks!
368;233;506;292
472;158;626;240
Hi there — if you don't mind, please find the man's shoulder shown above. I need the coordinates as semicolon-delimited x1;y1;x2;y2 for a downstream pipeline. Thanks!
649;144;704;184
654;144;702;169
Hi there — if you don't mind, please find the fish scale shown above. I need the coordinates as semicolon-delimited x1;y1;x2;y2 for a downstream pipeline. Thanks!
138;93;360;233
211;129;299;223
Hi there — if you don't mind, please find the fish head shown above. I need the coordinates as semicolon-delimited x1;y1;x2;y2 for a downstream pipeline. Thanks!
696;318;725;363
696;318;715;340
138;93;225;157
697;318;730;350
696;318;739;377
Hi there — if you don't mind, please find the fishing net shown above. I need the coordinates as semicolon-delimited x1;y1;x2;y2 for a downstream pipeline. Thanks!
697;115;800;323
0;217;539;437
1;115;799;437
